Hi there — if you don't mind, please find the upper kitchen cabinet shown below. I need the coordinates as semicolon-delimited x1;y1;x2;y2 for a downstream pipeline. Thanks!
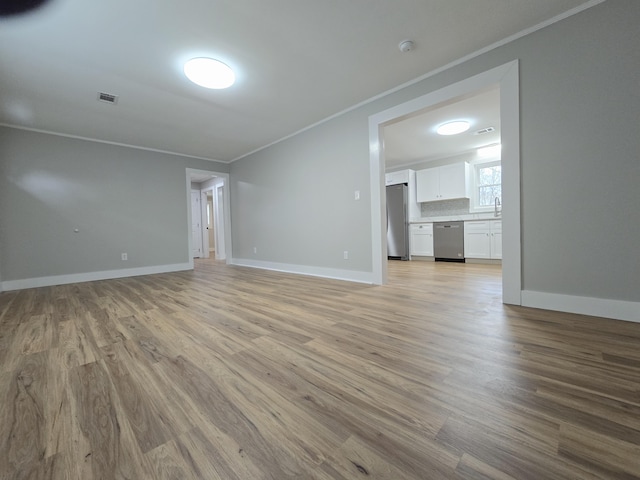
385;170;410;186
416;162;470;202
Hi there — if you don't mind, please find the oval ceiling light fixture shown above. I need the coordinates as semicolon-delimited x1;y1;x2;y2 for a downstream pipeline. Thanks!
436;120;471;136
184;57;235;89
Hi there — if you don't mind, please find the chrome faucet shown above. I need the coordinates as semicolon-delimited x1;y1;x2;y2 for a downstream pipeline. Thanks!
494;197;502;217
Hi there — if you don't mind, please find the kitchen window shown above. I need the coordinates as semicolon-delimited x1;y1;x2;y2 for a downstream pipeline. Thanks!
475;161;501;208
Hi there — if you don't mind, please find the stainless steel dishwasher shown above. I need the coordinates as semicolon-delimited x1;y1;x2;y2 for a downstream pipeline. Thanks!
433;221;465;262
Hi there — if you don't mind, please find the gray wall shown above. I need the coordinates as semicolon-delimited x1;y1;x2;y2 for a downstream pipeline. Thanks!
0;127;228;282
230;111;373;271
230;0;640;302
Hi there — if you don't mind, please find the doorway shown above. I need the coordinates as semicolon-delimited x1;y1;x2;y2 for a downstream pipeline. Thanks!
206;192;215;255
199;181;227;261
186;168;232;269
368;61;521;305
190;190;204;258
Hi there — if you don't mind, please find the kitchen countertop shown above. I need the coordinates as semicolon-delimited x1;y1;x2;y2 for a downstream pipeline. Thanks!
410;213;501;223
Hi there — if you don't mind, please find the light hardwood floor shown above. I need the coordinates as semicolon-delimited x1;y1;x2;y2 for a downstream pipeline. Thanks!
1;260;639;479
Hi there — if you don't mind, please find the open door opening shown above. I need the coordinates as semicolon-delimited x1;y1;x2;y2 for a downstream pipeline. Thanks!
186;168;231;270
369;61;521;305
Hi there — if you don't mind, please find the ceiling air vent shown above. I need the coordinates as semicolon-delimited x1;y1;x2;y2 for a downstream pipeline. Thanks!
474;126;495;135
97;92;119;104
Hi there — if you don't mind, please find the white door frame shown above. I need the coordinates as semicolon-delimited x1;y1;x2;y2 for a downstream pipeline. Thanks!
214;183;226;260
190;189;203;258
368;60;521;305
200;191;210;257
205;192;216;253
200;180;226;260
186;169;232;269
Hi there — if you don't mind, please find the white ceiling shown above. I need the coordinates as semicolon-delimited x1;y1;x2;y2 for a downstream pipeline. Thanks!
384;86;501;169
0;0;596;163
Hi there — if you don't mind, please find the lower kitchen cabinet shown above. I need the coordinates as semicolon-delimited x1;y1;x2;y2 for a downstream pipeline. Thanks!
490;221;502;260
410;223;433;257
464;220;502;259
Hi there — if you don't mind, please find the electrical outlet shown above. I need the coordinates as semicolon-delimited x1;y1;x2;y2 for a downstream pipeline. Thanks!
253;247;257;254
343;251;349;260
354;190;360;200
121;253;128;261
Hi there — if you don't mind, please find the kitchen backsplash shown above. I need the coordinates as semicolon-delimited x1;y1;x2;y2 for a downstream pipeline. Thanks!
421;198;470;217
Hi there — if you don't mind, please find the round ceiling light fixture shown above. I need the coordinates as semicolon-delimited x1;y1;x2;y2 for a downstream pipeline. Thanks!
436;120;471;136
184;57;235;89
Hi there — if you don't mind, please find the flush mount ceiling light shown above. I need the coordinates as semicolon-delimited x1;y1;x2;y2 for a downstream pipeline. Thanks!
184;57;235;89
436;120;470;136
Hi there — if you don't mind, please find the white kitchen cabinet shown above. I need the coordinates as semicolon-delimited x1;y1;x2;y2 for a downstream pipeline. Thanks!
490;220;502;260
410;223;433;257
464;220;502;259
385;170;410;186
464;221;491;259
416;162;470;202
415;168;439;202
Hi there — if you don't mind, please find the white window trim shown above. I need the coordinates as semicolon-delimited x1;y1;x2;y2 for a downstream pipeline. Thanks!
470;158;501;213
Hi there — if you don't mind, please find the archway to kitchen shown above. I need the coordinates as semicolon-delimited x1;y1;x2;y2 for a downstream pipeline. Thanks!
369;60;521;305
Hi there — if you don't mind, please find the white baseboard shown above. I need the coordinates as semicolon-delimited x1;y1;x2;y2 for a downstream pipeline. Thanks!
8;262;634;325
521;290;640;323
1;263;192;291
230;258;374;284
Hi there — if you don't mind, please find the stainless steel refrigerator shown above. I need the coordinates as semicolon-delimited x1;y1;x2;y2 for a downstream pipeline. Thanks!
386;184;409;260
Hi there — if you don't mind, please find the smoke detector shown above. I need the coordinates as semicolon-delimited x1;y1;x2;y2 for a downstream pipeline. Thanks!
399;40;415;53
